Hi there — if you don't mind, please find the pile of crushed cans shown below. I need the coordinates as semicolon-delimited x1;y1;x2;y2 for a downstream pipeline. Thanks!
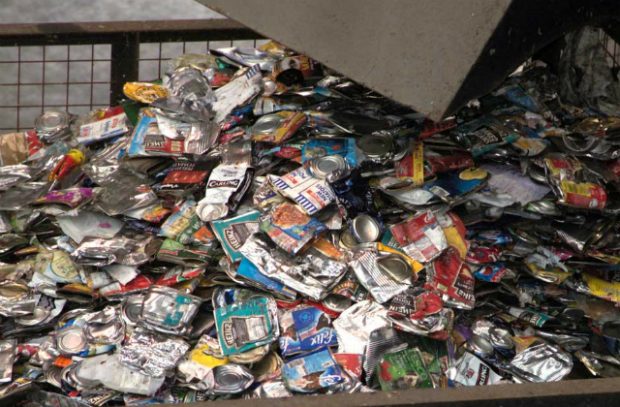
1;39;620;406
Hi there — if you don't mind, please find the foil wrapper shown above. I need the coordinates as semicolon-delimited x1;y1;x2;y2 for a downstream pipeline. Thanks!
239;234;347;300
119;327;190;377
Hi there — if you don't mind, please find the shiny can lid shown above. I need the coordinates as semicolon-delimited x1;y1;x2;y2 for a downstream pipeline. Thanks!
467;334;495;357
56;327;87;355
526;200;560;216
351;214;381;243
44;366;63;388
197;202;228;222
35;110;69;133
527;165;548;183
392;137;410;161
212;364;254;394
252;113;285;135
322;294;353;313
251;351;283;382
310;155;347;179
14;305;50;326
356;133;394;159
376;254;411;283
338;229;359;250
121;295;143;326
84;319;125;344
489;327;514;350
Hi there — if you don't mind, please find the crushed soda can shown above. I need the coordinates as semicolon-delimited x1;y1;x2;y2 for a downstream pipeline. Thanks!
377;346;434;390
213;291;279;356
279;305;338;356
447;352;504;386
140;285;202;335
119;327;190;377
507;342;573;383
282;348;346;393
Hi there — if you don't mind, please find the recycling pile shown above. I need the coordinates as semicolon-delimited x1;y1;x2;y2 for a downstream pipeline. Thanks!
1;41;620;406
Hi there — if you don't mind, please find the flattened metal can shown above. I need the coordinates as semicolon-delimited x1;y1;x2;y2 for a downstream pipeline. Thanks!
35;110;71;142
212;364;254;394
356;133;394;162
56;326;87;355
351;214;381;243
376;254;412;283
310;155;348;180
120;295;144;327
140;285;202;335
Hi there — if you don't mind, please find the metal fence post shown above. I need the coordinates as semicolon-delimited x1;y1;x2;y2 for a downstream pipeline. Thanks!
110;32;140;105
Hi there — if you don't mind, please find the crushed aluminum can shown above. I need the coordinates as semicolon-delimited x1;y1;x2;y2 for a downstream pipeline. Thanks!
251;111;306;145
75;352;165;396
309;154;349;181
239;234;346;300
260;202;327;255
364;327;405;385
140;285;202;335
508;343;573;383
377;346;434;391
196;164;251;222
251;351;284;382
333;300;389;355
0;280;37;317
250;379;292;399
212;364;254;395
211;210;261;262
214;292;279;356
350;248;411;304
376;254;412;283
268;165;336;216
35;110;71;142
351;214;381;243
55;326;88;355
177;334;228;390
447;352;503;386
282;348;345;393
426;246;476;310
279;305;338;357
123;82;169;104
390;210;448;263
356;133;394;163
0;340;16;384
119;327;190;377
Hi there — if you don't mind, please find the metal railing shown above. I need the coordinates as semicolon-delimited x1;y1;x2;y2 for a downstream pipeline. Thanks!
0;19;262;131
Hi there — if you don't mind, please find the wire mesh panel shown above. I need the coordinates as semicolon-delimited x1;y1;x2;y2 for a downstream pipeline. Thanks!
0;36;267;132
138;39;266;81
0;44;111;132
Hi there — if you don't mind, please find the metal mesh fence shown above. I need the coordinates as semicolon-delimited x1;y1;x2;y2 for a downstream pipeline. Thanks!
0;38;266;132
